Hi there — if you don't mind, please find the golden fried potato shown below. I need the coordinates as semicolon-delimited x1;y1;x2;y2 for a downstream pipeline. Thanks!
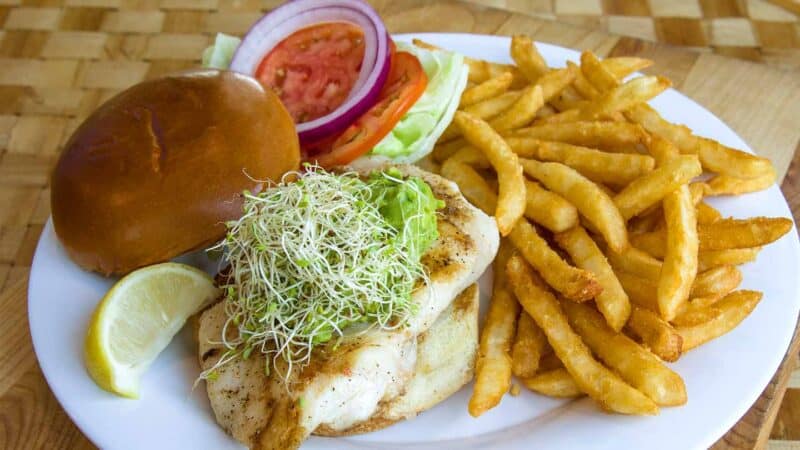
521;368;583;398
605;245;663;282
506;256;658;415
521;159;628;252
562;302;687;406
704;167;777;196
615;269;659;312
698;247;761;271
689;265;742;300
555;226;631;331
454;112;526;235
676;290;762;351
460;72;514;107
524;180;579;233
509;138;654;185
510;34;548;82
613;155;702;220
488;85;545;132
635;217;792;252
626;306;683;362
440;159;495;214
696;202;722;224
508;219;602;302
507;121;649;153
468;243;520;417
658;185;698;321
511;312;547;378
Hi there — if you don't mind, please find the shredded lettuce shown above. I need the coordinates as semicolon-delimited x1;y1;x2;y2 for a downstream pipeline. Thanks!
202;33;242;69
363;42;468;164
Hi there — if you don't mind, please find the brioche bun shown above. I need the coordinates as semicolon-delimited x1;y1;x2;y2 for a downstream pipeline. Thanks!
51;69;300;275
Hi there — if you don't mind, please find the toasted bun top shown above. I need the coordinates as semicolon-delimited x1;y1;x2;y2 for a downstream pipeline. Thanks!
51;69;300;275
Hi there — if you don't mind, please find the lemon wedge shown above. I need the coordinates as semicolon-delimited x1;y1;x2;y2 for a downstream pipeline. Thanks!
84;262;220;398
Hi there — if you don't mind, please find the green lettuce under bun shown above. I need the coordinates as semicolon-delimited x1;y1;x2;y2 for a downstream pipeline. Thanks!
202;33;242;70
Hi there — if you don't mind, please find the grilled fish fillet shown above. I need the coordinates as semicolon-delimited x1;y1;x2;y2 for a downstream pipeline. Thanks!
197;165;498;449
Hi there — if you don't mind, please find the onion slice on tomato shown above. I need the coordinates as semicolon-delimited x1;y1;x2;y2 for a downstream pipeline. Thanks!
230;0;391;144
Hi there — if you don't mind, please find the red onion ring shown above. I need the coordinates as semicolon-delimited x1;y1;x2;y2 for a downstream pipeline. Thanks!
230;0;391;144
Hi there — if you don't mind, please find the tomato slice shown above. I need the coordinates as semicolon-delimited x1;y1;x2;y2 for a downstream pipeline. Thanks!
256;22;366;124
307;51;428;167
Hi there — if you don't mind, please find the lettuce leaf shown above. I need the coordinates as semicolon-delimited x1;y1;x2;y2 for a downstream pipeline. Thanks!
202;33;241;70
361;42;468;165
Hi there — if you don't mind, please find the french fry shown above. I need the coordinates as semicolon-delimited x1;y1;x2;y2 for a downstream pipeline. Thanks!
508;138;655;185
580;50;620;92
625;103;774;179
538;351;562;371
460;72;514;107
510;34;548;82
634;217;792;251
704;167;777;196
454;112;526;235
524;180;579;233
433;137;469;162
569;61;601;99
535;66;578;102
440;159;496;214
602;56;653;79
488;85;545;132
671;303;723;327
696;202;722;224
542;76;671;124
412;39;526;86
521;368;583;398
626;306;683;362
676;290;763;351
506;256;658;415
508;121;649;153
605;245;663;281
447;146;490;169
555;226;631;331
508;219;602;302
630;231;667;259
698;247;761;271
615;270;659;312
627;208;663;234
658;185;698;321
521;159;628;252
469;242;520;417
562;302;687;406
613;155;703;220
690;265;742;300
512;311;548;378
463;90;523;118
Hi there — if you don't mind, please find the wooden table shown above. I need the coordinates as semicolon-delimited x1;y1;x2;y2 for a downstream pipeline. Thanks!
1;1;799;449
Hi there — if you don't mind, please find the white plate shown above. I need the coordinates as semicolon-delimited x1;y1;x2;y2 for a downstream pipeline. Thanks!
29;33;800;450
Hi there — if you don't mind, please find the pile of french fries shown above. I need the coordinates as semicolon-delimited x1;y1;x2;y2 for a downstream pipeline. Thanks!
415;36;794;416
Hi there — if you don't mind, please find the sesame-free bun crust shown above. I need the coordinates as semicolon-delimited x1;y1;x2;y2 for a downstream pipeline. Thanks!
51;69;300;275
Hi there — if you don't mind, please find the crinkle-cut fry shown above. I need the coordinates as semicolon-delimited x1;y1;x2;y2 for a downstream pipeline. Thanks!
454;112;526;235
521;368;583;398
705;167;777;196
676;290;762;352
626;306;683;362
506;256;658;415
488;85;545;132
468;243;520;417
562;301;687;406
521;159;628;253
508;138;654;185
615;269;660;312
512;311;548;378
568;61;601;99
440;159;496;214
634;217;792;252
690;265;742;300
696;202;721;224
658;185;698;321
605;245;663;282
613;155;702;220
698;247;761;271
524;180;579;233
507;121;649;153
555;226;631;332
460;72;514;107
508;219;602;302
510;34;548;82
624;103;774;179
